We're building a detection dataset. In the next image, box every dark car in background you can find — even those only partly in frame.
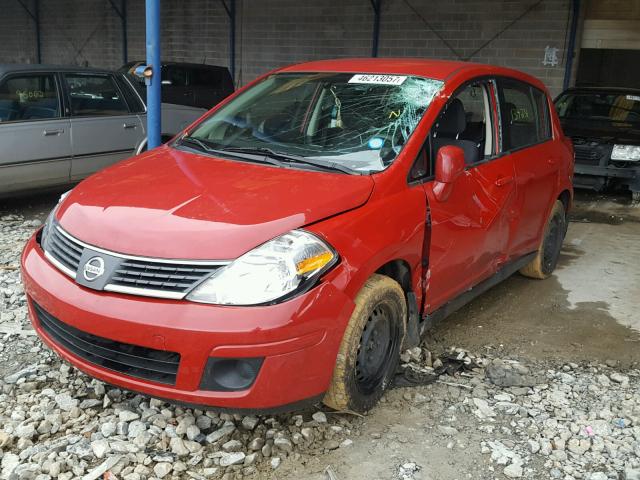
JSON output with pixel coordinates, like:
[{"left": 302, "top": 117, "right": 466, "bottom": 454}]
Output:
[
  {"left": 120, "top": 61, "right": 234, "bottom": 109},
  {"left": 555, "top": 87, "right": 640, "bottom": 202}
]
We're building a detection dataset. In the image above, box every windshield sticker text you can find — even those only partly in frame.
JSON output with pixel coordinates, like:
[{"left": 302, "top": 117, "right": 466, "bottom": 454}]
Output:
[{"left": 348, "top": 74, "right": 407, "bottom": 86}]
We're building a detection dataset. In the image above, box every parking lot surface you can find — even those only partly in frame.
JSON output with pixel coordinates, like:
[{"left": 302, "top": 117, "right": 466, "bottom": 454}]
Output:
[{"left": 1, "top": 191, "right": 639, "bottom": 480}]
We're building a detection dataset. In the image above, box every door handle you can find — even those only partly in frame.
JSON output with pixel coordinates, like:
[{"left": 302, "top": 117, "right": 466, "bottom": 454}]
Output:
[
  {"left": 43, "top": 129, "right": 63, "bottom": 136},
  {"left": 495, "top": 176, "right": 514, "bottom": 187},
  {"left": 123, "top": 123, "right": 137, "bottom": 129}
]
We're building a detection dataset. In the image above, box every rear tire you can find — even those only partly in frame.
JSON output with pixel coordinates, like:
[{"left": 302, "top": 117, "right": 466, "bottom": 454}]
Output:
[
  {"left": 323, "top": 274, "right": 406, "bottom": 413},
  {"left": 520, "top": 200, "right": 566, "bottom": 279}
]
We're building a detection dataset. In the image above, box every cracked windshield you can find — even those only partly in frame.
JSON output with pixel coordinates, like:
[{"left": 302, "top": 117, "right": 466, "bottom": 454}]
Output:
[{"left": 181, "top": 73, "right": 443, "bottom": 173}]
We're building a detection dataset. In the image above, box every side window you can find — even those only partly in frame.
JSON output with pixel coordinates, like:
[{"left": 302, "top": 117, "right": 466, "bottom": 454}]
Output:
[
  {"left": 65, "top": 74, "right": 129, "bottom": 116},
  {"left": 0, "top": 74, "right": 60, "bottom": 122},
  {"left": 430, "top": 80, "right": 495, "bottom": 167},
  {"left": 162, "top": 67, "right": 188, "bottom": 87},
  {"left": 191, "top": 68, "right": 219, "bottom": 88},
  {"left": 115, "top": 75, "right": 145, "bottom": 113},
  {"left": 498, "top": 79, "right": 547, "bottom": 150},
  {"left": 531, "top": 87, "right": 552, "bottom": 141},
  {"left": 409, "top": 144, "right": 430, "bottom": 182}
]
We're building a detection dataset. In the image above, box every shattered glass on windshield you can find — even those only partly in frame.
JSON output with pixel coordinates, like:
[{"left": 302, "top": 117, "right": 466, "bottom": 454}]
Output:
[{"left": 184, "top": 73, "right": 443, "bottom": 173}]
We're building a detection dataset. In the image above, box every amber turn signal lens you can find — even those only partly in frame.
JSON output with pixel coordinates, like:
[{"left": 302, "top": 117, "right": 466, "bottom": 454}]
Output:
[{"left": 296, "top": 251, "right": 334, "bottom": 275}]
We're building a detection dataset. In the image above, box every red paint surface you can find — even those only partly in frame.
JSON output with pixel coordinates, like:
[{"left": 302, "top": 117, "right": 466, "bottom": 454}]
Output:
[{"left": 22, "top": 59, "right": 573, "bottom": 409}]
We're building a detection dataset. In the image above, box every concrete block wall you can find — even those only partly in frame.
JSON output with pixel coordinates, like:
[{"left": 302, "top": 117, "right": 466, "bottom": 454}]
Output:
[
  {"left": 0, "top": 0, "right": 575, "bottom": 96},
  {"left": 379, "top": 0, "right": 573, "bottom": 95}
]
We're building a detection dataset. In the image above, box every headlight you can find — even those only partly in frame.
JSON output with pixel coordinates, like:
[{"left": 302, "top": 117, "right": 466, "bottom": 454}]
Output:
[
  {"left": 41, "top": 190, "right": 71, "bottom": 246},
  {"left": 186, "top": 230, "right": 337, "bottom": 306},
  {"left": 611, "top": 144, "right": 640, "bottom": 162}
]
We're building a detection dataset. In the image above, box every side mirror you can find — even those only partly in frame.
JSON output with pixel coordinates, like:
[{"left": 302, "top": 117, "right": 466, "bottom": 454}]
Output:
[
  {"left": 161, "top": 79, "right": 173, "bottom": 86},
  {"left": 433, "top": 145, "right": 466, "bottom": 202}
]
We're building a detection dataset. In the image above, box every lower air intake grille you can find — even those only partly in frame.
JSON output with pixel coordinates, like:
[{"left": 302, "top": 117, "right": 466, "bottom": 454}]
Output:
[{"left": 34, "top": 302, "right": 180, "bottom": 385}]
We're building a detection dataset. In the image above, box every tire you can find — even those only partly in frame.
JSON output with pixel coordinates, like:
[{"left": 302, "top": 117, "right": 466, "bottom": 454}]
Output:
[
  {"left": 519, "top": 200, "right": 566, "bottom": 279},
  {"left": 323, "top": 274, "right": 406, "bottom": 413}
]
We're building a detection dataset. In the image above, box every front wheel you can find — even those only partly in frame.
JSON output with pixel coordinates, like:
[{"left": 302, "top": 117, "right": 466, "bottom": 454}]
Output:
[
  {"left": 520, "top": 200, "right": 566, "bottom": 279},
  {"left": 323, "top": 274, "right": 406, "bottom": 413}
]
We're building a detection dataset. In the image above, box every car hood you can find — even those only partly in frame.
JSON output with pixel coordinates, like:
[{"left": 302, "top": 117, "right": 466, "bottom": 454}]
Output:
[
  {"left": 560, "top": 119, "right": 640, "bottom": 144},
  {"left": 57, "top": 146, "right": 375, "bottom": 259}
]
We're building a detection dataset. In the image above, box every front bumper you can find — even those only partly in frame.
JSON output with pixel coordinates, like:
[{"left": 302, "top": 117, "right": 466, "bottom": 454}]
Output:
[
  {"left": 21, "top": 233, "right": 354, "bottom": 410},
  {"left": 574, "top": 163, "right": 638, "bottom": 179}
]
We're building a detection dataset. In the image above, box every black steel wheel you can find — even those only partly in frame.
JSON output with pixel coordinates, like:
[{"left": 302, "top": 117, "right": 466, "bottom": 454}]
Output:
[
  {"left": 520, "top": 200, "right": 566, "bottom": 279},
  {"left": 323, "top": 274, "right": 406, "bottom": 413},
  {"left": 355, "top": 303, "right": 401, "bottom": 396}
]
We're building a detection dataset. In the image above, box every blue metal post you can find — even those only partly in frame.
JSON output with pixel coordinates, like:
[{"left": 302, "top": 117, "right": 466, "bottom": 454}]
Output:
[
  {"left": 563, "top": 0, "right": 580, "bottom": 91},
  {"left": 145, "top": 0, "right": 161, "bottom": 149}
]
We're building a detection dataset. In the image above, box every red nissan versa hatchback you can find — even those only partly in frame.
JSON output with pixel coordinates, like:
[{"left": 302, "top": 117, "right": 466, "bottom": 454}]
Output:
[{"left": 21, "top": 59, "right": 573, "bottom": 413}]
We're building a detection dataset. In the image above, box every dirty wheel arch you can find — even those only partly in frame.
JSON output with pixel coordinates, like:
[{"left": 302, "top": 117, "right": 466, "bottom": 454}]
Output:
[
  {"left": 520, "top": 200, "right": 566, "bottom": 279},
  {"left": 323, "top": 274, "right": 406, "bottom": 413}
]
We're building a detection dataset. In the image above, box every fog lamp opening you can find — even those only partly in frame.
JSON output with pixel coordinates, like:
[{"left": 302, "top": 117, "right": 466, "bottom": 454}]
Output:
[{"left": 199, "top": 357, "right": 264, "bottom": 391}]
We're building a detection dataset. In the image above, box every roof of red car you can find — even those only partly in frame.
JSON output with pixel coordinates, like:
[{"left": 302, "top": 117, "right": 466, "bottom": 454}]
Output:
[{"left": 278, "top": 58, "right": 544, "bottom": 89}]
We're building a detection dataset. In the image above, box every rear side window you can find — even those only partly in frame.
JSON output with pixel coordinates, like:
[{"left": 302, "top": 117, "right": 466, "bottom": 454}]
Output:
[
  {"left": 162, "top": 66, "right": 188, "bottom": 87},
  {"left": 65, "top": 74, "right": 129, "bottom": 116},
  {"left": 498, "top": 79, "right": 551, "bottom": 151},
  {"left": 115, "top": 75, "right": 145, "bottom": 113},
  {"left": 531, "top": 87, "right": 552, "bottom": 141},
  {"left": 191, "top": 68, "right": 219, "bottom": 87},
  {"left": 0, "top": 74, "right": 60, "bottom": 122}
]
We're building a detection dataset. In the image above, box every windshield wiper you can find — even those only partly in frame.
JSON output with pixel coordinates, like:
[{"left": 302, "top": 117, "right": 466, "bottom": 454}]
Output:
[
  {"left": 178, "top": 136, "right": 213, "bottom": 153},
  {"left": 176, "top": 139, "right": 362, "bottom": 174},
  {"left": 221, "top": 146, "right": 360, "bottom": 175},
  {"left": 175, "top": 137, "right": 285, "bottom": 167}
]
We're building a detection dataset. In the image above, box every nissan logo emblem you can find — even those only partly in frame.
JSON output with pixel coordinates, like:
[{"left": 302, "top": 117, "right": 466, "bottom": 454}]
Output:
[{"left": 83, "top": 256, "right": 105, "bottom": 281}]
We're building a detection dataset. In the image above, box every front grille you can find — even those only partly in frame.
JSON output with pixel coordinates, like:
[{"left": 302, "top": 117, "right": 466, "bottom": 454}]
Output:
[
  {"left": 110, "top": 259, "right": 219, "bottom": 294},
  {"left": 47, "top": 226, "right": 82, "bottom": 273},
  {"left": 34, "top": 302, "right": 180, "bottom": 385},
  {"left": 574, "top": 146, "right": 602, "bottom": 166},
  {"left": 43, "top": 223, "right": 227, "bottom": 299}
]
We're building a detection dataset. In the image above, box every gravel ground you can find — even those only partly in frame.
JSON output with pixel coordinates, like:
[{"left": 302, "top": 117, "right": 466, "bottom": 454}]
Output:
[{"left": 1, "top": 198, "right": 640, "bottom": 480}]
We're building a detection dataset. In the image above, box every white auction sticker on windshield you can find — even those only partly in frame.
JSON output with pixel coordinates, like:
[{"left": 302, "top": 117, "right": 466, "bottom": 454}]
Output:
[
  {"left": 626, "top": 95, "right": 640, "bottom": 102},
  {"left": 348, "top": 74, "right": 407, "bottom": 85}
]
